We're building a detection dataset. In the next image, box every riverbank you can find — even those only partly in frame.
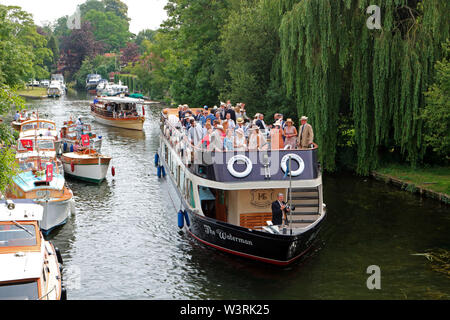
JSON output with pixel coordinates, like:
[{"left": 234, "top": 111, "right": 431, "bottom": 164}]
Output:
[
  {"left": 372, "top": 164, "right": 450, "bottom": 204},
  {"left": 17, "top": 87, "right": 47, "bottom": 99}
]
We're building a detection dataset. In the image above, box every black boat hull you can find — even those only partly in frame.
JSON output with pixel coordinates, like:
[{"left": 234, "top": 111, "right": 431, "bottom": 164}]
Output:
[{"left": 185, "top": 209, "right": 324, "bottom": 266}]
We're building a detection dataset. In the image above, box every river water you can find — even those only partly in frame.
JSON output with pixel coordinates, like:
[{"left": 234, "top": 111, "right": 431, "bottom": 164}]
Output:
[{"left": 15, "top": 92, "right": 449, "bottom": 300}]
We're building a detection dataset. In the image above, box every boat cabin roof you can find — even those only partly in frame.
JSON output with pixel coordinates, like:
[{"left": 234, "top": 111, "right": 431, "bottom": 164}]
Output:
[{"left": 0, "top": 200, "right": 43, "bottom": 222}]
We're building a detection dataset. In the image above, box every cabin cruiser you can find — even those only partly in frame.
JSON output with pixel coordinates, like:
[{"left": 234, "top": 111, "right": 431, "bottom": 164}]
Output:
[
  {"left": 49, "top": 74, "right": 66, "bottom": 94},
  {"left": 158, "top": 108, "right": 326, "bottom": 266},
  {"left": 6, "top": 138, "right": 74, "bottom": 235},
  {"left": 90, "top": 96, "right": 148, "bottom": 131},
  {"left": 19, "top": 119, "right": 62, "bottom": 155},
  {"left": 47, "top": 81, "right": 64, "bottom": 98},
  {"left": 96, "top": 80, "right": 128, "bottom": 96},
  {"left": 86, "top": 74, "right": 102, "bottom": 93},
  {"left": 0, "top": 200, "right": 66, "bottom": 300}
]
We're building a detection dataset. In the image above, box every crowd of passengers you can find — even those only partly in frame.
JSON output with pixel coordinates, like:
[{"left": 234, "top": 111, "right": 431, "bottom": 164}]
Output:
[{"left": 169, "top": 100, "right": 315, "bottom": 152}]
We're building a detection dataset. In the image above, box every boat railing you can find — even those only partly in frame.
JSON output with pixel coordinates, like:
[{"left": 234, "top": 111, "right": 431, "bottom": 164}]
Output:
[
  {"left": 161, "top": 112, "right": 319, "bottom": 153},
  {"left": 161, "top": 112, "right": 320, "bottom": 181}
]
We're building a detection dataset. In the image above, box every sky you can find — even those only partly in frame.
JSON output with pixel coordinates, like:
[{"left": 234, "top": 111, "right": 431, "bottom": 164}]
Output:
[{"left": 0, "top": 0, "right": 168, "bottom": 34}]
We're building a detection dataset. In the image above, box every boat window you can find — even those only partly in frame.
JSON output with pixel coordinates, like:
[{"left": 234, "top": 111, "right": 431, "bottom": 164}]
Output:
[
  {"left": 39, "top": 122, "right": 55, "bottom": 130},
  {"left": 21, "top": 124, "right": 35, "bottom": 131},
  {"left": 0, "top": 281, "right": 39, "bottom": 300},
  {"left": 185, "top": 179, "right": 195, "bottom": 208},
  {"left": 38, "top": 140, "right": 54, "bottom": 149},
  {"left": 0, "top": 224, "right": 37, "bottom": 247},
  {"left": 199, "top": 186, "right": 217, "bottom": 219}
]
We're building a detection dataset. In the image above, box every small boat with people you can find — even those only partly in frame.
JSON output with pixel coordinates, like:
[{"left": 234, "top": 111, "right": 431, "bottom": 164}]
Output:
[
  {"left": 90, "top": 95, "right": 148, "bottom": 131},
  {"left": 6, "top": 138, "right": 74, "bottom": 235},
  {"left": 59, "top": 117, "right": 103, "bottom": 153},
  {"left": 0, "top": 199, "right": 66, "bottom": 300},
  {"left": 61, "top": 141, "right": 112, "bottom": 184},
  {"left": 11, "top": 110, "right": 38, "bottom": 131},
  {"left": 158, "top": 106, "right": 326, "bottom": 266}
]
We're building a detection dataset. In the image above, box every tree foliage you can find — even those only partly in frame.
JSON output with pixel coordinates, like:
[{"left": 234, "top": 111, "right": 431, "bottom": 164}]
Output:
[
  {"left": 275, "top": 0, "right": 450, "bottom": 173},
  {"left": 421, "top": 39, "right": 450, "bottom": 162}
]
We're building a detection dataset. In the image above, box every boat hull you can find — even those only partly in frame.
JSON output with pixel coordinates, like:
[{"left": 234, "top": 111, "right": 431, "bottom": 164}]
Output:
[
  {"left": 185, "top": 211, "right": 324, "bottom": 265},
  {"left": 91, "top": 112, "right": 145, "bottom": 131},
  {"left": 162, "top": 157, "right": 325, "bottom": 266},
  {"left": 62, "top": 161, "right": 110, "bottom": 184},
  {"left": 36, "top": 195, "right": 73, "bottom": 235}
]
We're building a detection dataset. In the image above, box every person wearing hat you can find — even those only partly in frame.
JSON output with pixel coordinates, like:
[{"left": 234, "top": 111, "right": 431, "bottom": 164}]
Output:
[
  {"left": 284, "top": 118, "right": 298, "bottom": 149},
  {"left": 298, "top": 116, "right": 314, "bottom": 149},
  {"left": 75, "top": 116, "right": 84, "bottom": 139},
  {"left": 235, "top": 117, "right": 248, "bottom": 136},
  {"left": 234, "top": 128, "right": 247, "bottom": 151},
  {"left": 270, "top": 120, "right": 284, "bottom": 150},
  {"left": 248, "top": 125, "right": 267, "bottom": 151},
  {"left": 210, "top": 124, "right": 225, "bottom": 151}
]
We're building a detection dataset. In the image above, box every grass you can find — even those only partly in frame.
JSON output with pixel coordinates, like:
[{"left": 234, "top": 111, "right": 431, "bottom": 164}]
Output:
[
  {"left": 376, "top": 164, "right": 450, "bottom": 196},
  {"left": 16, "top": 87, "right": 48, "bottom": 98}
]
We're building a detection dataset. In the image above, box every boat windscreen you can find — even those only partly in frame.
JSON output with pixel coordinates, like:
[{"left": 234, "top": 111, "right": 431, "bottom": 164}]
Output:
[
  {"left": 0, "top": 224, "right": 37, "bottom": 247},
  {"left": 0, "top": 281, "right": 39, "bottom": 300}
]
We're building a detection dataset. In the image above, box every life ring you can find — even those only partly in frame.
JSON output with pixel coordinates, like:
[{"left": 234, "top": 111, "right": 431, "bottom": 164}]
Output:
[
  {"left": 227, "top": 155, "right": 253, "bottom": 178},
  {"left": 281, "top": 154, "right": 305, "bottom": 177}
]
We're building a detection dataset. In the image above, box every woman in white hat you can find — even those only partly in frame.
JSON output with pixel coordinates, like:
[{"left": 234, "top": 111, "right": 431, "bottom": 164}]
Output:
[
  {"left": 248, "top": 125, "right": 267, "bottom": 151},
  {"left": 284, "top": 118, "right": 297, "bottom": 149},
  {"left": 234, "top": 128, "right": 247, "bottom": 151}
]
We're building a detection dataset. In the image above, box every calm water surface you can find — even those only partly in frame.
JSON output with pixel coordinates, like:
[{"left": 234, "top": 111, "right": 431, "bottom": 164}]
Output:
[{"left": 17, "top": 92, "right": 450, "bottom": 300}]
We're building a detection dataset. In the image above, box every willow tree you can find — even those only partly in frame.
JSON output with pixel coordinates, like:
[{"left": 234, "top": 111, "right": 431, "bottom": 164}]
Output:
[{"left": 275, "top": 0, "right": 449, "bottom": 174}]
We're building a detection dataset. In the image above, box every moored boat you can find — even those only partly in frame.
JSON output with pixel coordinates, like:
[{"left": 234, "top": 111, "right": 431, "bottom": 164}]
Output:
[
  {"left": 19, "top": 118, "right": 62, "bottom": 155},
  {"left": 158, "top": 108, "right": 326, "bottom": 266},
  {"left": 61, "top": 148, "right": 112, "bottom": 184},
  {"left": 6, "top": 138, "right": 74, "bottom": 235},
  {"left": 86, "top": 74, "right": 102, "bottom": 93},
  {"left": 0, "top": 200, "right": 66, "bottom": 300},
  {"left": 59, "top": 118, "right": 103, "bottom": 153},
  {"left": 90, "top": 96, "right": 147, "bottom": 131}
]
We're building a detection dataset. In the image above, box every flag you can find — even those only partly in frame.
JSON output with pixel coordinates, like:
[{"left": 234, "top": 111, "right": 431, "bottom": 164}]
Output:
[
  {"left": 46, "top": 164, "right": 53, "bottom": 182},
  {"left": 81, "top": 134, "right": 90, "bottom": 146},
  {"left": 21, "top": 139, "right": 33, "bottom": 151}
]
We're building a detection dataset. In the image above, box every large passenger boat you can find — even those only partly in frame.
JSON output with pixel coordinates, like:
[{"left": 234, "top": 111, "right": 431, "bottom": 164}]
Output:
[
  {"left": 158, "top": 108, "right": 326, "bottom": 266},
  {"left": 0, "top": 200, "right": 66, "bottom": 300},
  {"left": 90, "top": 96, "right": 147, "bottom": 131}
]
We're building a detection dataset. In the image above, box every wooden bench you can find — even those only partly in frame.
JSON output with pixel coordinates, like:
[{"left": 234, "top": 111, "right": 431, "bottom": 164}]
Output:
[{"left": 240, "top": 213, "right": 272, "bottom": 230}]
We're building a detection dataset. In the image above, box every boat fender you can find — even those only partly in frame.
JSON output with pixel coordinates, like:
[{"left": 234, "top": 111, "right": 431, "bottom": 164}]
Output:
[
  {"left": 111, "top": 166, "right": 116, "bottom": 177},
  {"left": 142, "top": 105, "right": 145, "bottom": 116},
  {"left": 63, "top": 142, "right": 67, "bottom": 152},
  {"left": 281, "top": 154, "right": 305, "bottom": 177},
  {"left": 154, "top": 153, "right": 159, "bottom": 167},
  {"left": 161, "top": 166, "right": 166, "bottom": 177},
  {"left": 70, "top": 145, "right": 74, "bottom": 152},
  {"left": 183, "top": 210, "right": 190, "bottom": 227},
  {"left": 157, "top": 166, "right": 162, "bottom": 178},
  {"left": 177, "top": 210, "right": 184, "bottom": 228},
  {"left": 61, "top": 287, "right": 67, "bottom": 300},
  {"left": 70, "top": 161, "right": 75, "bottom": 172},
  {"left": 55, "top": 247, "right": 63, "bottom": 264},
  {"left": 227, "top": 155, "right": 253, "bottom": 178}
]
